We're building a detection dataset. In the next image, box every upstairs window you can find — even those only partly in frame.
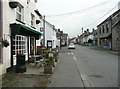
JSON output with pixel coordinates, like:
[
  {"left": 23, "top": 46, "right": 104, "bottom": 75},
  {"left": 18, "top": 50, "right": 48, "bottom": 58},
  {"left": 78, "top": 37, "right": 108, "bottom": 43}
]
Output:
[
  {"left": 99, "top": 27, "right": 101, "bottom": 34},
  {"left": 31, "top": 14, "right": 35, "bottom": 26},
  {"left": 16, "top": 5, "right": 23, "bottom": 22},
  {"left": 106, "top": 24, "right": 109, "bottom": 33},
  {"left": 102, "top": 25, "right": 104, "bottom": 33}
]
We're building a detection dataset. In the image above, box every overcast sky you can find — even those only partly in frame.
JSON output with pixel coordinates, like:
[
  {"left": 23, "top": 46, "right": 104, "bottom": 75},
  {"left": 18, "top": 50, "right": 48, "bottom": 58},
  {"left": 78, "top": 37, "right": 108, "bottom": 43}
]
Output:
[{"left": 36, "top": 0, "right": 120, "bottom": 38}]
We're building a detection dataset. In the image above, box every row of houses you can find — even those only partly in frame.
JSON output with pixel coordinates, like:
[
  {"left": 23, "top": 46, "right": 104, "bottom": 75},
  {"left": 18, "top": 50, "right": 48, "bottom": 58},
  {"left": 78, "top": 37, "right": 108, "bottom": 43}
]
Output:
[
  {"left": 0, "top": 0, "right": 68, "bottom": 75},
  {"left": 77, "top": 9, "right": 120, "bottom": 51}
]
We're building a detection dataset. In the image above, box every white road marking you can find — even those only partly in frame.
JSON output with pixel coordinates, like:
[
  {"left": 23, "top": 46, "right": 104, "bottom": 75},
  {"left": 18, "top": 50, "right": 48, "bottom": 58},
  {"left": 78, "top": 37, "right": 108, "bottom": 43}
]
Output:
[
  {"left": 70, "top": 50, "right": 92, "bottom": 88},
  {"left": 71, "top": 52, "right": 77, "bottom": 61},
  {"left": 71, "top": 52, "right": 73, "bottom": 55},
  {"left": 81, "top": 75, "right": 87, "bottom": 80},
  {"left": 68, "top": 53, "right": 71, "bottom": 55},
  {"left": 81, "top": 74, "right": 92, "bottom": 87},
  {"left": 74, "top": 56, "right": 77, "bottom": 61}
]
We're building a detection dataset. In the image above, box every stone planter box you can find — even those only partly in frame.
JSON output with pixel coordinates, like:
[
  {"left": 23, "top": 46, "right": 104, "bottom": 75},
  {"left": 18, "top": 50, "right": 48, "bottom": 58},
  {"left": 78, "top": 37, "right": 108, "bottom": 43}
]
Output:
[{"left": 44, "top": 64, "right": 53, "bottom": 74}]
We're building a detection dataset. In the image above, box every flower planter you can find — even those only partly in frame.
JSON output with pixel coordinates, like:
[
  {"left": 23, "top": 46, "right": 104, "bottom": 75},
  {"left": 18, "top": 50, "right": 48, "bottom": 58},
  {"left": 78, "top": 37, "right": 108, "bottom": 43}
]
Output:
[
  {"left": 44, "top": 64, "right": 53, "bottom": 74},
  {"left": 0, "top": 40, "right": 9, "bottom": 48},
  {"left": 53, "top": 52, "right": 59, "bottom": 62},
  {"left": 49, "top": 57, "right": 55, "bottom": 67}
]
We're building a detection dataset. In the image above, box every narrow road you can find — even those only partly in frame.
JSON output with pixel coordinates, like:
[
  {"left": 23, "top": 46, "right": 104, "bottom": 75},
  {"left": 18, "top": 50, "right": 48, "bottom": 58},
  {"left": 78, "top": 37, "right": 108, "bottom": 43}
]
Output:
[{"left": 48, "top": 45, "right": 118, "bottom": 88}]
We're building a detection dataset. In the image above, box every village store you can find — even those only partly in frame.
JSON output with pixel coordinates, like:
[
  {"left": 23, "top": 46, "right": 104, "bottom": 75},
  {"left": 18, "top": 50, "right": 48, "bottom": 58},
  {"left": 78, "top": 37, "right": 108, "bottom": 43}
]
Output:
[{"left": 8, "top": 23, "right": 42, "bottom": 72}]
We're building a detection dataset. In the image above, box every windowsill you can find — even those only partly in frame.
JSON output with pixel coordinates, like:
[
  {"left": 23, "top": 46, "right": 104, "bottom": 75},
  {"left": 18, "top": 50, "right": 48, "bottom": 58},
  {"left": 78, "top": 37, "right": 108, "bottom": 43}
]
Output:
[
  {"left": 31, "top": 26, "right": 36, "bottom": 29},
  {"left": 16, "top": 19, "right": 25, "bottom": 24}
]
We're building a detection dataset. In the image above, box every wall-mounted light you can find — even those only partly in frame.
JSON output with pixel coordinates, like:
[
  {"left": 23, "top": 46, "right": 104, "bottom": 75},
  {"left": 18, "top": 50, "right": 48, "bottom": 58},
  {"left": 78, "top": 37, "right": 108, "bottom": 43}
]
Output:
[{"left": 36, "top": 20, "right": 40, "bottom": 24}]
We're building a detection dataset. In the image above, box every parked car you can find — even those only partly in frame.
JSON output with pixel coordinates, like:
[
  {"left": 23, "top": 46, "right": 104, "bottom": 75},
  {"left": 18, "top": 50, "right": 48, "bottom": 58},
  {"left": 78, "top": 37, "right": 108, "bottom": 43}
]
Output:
[{"left": 68, "top": 43, "right": 75, "bottom": 49}]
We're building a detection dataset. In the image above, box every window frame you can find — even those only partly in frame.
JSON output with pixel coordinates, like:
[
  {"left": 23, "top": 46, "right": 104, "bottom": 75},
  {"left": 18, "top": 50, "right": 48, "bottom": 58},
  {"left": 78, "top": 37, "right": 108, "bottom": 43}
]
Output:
[
  {"left": 31, "top": 13, "right": 35, "bottom": 27},
  {"left": 16, "top": 4, "right": 24, "bottom": 22},
  {"left": 13, "top": 35, "right": 27, "bottom": 55},
  {"left": 106, "top": 24, "right": 109, "bottom": 33}
]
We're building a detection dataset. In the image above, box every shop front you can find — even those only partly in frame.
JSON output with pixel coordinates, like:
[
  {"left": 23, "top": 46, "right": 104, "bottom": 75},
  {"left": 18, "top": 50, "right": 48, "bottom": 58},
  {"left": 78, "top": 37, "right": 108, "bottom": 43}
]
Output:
[
  {"left": 8, "top": 23, "right": 42, "bottom": 71},
  {"left": 100, "top": 33, "right": 112, "bottom": 49}
]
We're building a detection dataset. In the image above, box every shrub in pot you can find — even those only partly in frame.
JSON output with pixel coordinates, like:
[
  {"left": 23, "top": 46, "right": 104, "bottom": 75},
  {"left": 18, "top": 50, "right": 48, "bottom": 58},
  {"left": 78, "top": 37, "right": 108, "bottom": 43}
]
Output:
[
  {"left": 53, "top": 52, "right": 58, "bottom": 62},
  {"left": 44, "top": 59, "right": 53, "bottom": 74},
  {"left": 48, "top": 56, "right": 55, "bottom": 67}
]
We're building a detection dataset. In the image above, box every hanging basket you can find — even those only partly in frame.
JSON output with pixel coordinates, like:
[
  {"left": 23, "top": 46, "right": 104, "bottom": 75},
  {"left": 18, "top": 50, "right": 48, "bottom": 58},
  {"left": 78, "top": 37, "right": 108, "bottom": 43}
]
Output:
[{"left": 1, "top": 40, "right": 9, "bottom": 48}]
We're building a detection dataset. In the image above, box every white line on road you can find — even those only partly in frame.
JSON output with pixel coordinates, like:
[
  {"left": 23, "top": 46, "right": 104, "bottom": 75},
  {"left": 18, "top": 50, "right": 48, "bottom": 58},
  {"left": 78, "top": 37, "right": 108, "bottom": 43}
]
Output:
[
  {"left": 71, "top": 52, "right": 73, "bottom": 55},
  {"left": 68, "top": 53, "right": 71, "bottom": 55},
  {"left": 71, "top": 52, "right": 77, "bottom": 61},
  {"left": 74, "top": 56, "right": 77, "bottom": 61},
  {"left": 71, "top": 51, "right": 92, "bottom": 88}
]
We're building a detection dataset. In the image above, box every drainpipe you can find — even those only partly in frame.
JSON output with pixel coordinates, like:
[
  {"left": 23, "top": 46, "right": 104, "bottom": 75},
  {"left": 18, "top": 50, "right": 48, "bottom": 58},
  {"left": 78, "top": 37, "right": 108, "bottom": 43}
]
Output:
[{"left": 110, "top": 16, "right": 112, "bottom": 50}]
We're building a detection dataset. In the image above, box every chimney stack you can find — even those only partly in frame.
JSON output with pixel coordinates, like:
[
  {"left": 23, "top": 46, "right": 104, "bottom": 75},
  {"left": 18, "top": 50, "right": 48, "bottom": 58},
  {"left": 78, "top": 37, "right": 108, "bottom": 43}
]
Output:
[{"left": 87, "top": 29, "right": 89, "bottom": 32}]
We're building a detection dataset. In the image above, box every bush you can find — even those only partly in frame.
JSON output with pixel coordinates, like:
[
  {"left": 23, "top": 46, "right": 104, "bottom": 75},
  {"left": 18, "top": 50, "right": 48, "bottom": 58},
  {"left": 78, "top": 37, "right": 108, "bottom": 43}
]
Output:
[
  {"left": 53, "top": 52, "right": 58, "bottom": 62},
  {"left": 36, "top": 48, "right": 43, "bottom": 55}
]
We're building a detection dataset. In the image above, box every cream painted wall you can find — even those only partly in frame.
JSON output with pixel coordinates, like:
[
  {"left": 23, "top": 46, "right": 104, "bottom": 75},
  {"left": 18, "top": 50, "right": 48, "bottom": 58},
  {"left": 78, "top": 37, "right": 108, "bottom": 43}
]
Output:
[
  {"left": 1, "top": 0, "right": 38, "bottom": 75},
  {"left": 45, "top": 22, "right": 53, "bottom": 47}
]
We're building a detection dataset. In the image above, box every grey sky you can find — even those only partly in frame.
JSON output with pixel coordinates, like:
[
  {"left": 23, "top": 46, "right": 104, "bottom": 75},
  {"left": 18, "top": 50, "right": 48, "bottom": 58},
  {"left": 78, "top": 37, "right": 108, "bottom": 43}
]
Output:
[{"left": 37, "top": 0, "right": 119, "bottom": 38}]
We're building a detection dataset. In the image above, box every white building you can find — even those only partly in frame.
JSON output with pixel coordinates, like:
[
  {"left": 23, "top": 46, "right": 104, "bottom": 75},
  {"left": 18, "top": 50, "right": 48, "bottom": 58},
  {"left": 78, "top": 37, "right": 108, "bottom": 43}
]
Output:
[
  {"left": 45, "top": 21, "right": 57, "bottom": 49},
  {"left": 87, "top": 33, "right": 94, "bottom": 42},
  {"left": 0, "top": 0, "right": 42, "bottom": 75}
]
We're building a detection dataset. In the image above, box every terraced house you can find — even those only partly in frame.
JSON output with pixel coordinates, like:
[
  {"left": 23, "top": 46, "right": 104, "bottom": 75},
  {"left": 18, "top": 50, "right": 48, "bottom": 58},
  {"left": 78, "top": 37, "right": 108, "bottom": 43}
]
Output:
[
  {"left": 97, "top": 9, "right": 120, "bottom": 50},
  {"left": 0, "top": 0, "right": 42, "bottom": 75}
]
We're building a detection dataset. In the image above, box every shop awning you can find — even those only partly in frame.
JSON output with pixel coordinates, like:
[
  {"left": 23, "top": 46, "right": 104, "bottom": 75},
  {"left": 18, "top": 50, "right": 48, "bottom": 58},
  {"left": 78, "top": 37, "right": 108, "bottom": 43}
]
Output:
[
  {"left": 10, "top": 23, "right": 42, "bottom": 39},
  {"left": 100, "top": 33, "right": 111, "bottom": 39}
]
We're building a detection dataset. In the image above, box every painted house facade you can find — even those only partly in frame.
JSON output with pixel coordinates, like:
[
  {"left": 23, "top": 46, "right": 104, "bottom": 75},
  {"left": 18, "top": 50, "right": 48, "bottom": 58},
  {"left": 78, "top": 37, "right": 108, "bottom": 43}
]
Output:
[
  {"left": 78, "top": 30, "right": 90, "bottom": 45},
  {"left": 97, "top": 16, "right": 112, "bottom": 49},
  {"left": 45, "top": 21, "right": 57, "bottom": 49},
  {"left": 111, "top": 9, "right": 120, "bottom": 50},
  {"left": 0, "top": 0, "right": 3, "bottom": 75},
  {"left": 97, "top": 9, "right": 120, "bottom": 50},
  {"left": 0, "top": 0, "right": 42, "bottom": 75}
]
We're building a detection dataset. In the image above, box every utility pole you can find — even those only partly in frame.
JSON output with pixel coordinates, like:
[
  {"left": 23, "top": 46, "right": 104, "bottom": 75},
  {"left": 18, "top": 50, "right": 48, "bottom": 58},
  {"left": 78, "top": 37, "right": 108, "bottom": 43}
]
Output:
[
  {"left": 43, "top": 15, "right": 45, "bottom": 47},
  {"left": 82, "top": 27, "right": 83, "bottom": 34}
]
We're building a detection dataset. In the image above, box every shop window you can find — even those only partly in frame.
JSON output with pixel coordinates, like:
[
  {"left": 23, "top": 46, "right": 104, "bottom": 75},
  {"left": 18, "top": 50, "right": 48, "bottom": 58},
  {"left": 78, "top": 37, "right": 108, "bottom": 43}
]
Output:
[
  {"left": 13, "top": 35, "right": 27, "bottom": 55},
  {"left": 16, "top": 4, "right": 24, "bottom": 22}
]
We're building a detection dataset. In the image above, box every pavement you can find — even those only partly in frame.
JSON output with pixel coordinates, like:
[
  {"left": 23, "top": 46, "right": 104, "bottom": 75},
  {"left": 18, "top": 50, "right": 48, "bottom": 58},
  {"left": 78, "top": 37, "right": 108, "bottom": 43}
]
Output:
[
  {"left": 48, "top": 47, "right": 84, "bottom": 87},
  {"left": 2, "top": 63, "right": 50, "bottom": 87}
]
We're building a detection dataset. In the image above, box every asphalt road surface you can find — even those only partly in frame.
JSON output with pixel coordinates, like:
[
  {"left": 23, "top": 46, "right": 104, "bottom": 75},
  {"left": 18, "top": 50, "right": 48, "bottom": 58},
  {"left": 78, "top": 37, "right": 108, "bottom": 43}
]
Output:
[{"left": 48, "top": 45, "right": 118, "bottom": 88}]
